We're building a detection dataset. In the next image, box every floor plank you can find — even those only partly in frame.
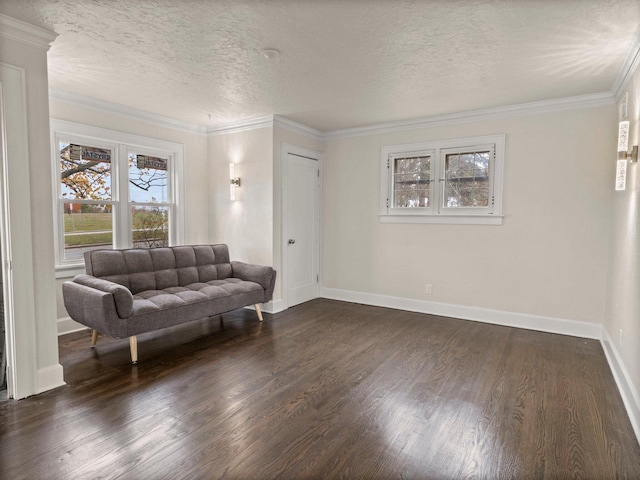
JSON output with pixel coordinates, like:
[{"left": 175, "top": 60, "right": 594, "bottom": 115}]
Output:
[{"left": 1, "top": 299, "right": 638, "bottom": 479}]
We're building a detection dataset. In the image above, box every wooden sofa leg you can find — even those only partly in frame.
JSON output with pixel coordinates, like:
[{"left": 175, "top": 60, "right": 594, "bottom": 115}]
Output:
[
  {"left": 129, "top": 336, "right": 138, "bottom": 364},
  {"left": 255, "top": 304, "right": 263, "bottom": 322},
  {"left": 91, "top": 329, "right": 99, "bottom": 348}
]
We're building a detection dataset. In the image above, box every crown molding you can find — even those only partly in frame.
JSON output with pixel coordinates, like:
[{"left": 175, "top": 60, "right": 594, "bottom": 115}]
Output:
[
  {"left": 613, "top": 26, "right": 640, "bottom": 101},
  {"left": 49, "top": 88, "right": 617, "bottom": 143},
  {"left": 206, "top": 115, "right": 274, "bottom": 135},
  {"left": 0, "top": 13, "right": 57, "bottom": 51},
  {"left": 49, "top": 89, "right": 207, "bottom": 134},
  {"left": 273, "top": 115, "right": 323, "bottom": 141},
  {"left": 207, "top": 91, "right": 614, "bottom": 141},
  {"left": 206, "top": 114, "right": 324, "bottom": 140},
  {"left": 323, "top": 92, "right": 615, "bottom": 140}
]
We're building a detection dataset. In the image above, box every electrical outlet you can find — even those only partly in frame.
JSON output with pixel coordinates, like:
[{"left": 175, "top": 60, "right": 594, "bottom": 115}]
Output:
[
  {"left": 619, "top": 329, "right": 624, "bottom": 346},
  {"left": 425, "top": 283, "right": 433, "bottom": 294}
]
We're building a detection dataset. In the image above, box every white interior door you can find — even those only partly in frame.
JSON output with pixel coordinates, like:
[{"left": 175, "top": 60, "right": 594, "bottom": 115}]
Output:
[{"left": 284, "top": 149, "right": 320, "bottom": 308}]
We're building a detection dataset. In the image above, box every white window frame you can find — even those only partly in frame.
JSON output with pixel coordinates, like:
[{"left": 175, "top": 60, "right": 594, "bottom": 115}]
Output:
[
  {"left": 51, "top": 119, "right": 185, "bottom": 277},
  {"left": 380, "top": 134, "right": 505, "bottom": 225}
]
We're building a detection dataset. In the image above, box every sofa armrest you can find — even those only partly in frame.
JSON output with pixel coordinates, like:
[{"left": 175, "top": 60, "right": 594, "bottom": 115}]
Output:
[
  {"left": 72, "top": 274, "right": 133, "bottom": 318},
  {"left": 62, "top": 281, "right": 129, "bottom": 338},
  {"left": 231, "top": 261, "right": 277, "bottom": 302}
]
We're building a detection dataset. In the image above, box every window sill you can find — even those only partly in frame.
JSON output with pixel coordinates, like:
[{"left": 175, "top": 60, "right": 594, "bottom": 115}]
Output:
[
  {"left": 379, "top": 214, "right": 504, "bottom": 225},
  {"left": 55, "top": 264, "right": 85, "bottom": 279}
]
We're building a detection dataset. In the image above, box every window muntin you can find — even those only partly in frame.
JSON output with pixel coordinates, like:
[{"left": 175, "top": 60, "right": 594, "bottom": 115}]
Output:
[
  {"left": 52, "top": 122, "right": 184, "bottom": 269},
  {"left": 380, "top": 135, "right": 504, "bottom": 224}
]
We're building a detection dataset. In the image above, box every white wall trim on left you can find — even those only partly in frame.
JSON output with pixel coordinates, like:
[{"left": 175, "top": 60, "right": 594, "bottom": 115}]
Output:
[{"left": 1, "top": 62, "right": 65, "bottom": 398}]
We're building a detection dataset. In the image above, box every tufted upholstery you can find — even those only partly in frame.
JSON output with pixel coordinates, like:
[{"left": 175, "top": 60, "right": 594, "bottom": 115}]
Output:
[
  {"left": 84, "top": 245, "right": 233, "bottom": 294},
  {"left": 131, "top": 278, "right": 261, "bottom": 316},
  {"left": 63, "top": 244, "right": 276, "bottom": 339}
]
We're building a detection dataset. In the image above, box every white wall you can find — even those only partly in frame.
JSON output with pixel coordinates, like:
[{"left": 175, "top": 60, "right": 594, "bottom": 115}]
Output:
[
  {"left": 50, "top": 98, "right": 209, "bottom": 328},
  {"left": 605, "top": 63, "right": 640, "bottom": 430},
  {"left": 322, "top": 106, "right": 615, "bottom": 325},
  {"left": 207, "top": 125, "right": 323, "bottom": 306},
  {"left": 208, "top": 127, "right": 275, "bottom": 268}
]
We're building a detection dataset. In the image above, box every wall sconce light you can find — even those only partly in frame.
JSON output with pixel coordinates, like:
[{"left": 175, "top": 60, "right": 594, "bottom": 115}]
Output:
[
  {"left": 615, "top": 121, "right": 639, "bottom": 191},
  {"left": 229, "top": 163, "right": 241, "bottom": 201}
]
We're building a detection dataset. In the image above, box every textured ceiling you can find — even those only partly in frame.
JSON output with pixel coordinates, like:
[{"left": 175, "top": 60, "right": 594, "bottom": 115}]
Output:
[{"left": 1, "top": 0, "right": 639, "bottom": 131}]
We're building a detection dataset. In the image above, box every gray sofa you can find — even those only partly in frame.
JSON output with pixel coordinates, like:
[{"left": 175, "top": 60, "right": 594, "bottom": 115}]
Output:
[{"left": 62, "top": 244, "right": 276, "bottom": 364}]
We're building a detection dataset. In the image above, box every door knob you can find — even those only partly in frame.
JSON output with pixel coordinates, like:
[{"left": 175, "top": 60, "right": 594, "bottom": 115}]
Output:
[{"left": 288, "top": 239, "right": 296, "bottom": 245}]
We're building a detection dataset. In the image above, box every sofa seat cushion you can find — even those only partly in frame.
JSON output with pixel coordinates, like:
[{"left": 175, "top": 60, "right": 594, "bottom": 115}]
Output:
[{"left": 131, "top": 278, "right": 263, "bottom": 316}]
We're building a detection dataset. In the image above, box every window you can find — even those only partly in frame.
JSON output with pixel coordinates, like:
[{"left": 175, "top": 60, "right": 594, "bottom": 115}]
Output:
[
  {"left": 391, "top": 152, "right": 433, "bottom": 209},
  {"left": 380, "top": 135, "right": 504, "bottom": 224},
  {"left": 52, "top": 120, "right": 185, "bottom": 274}
]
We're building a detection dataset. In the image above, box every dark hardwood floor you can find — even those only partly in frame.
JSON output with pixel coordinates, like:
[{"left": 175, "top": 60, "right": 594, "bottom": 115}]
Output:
[{"left": 1, "top": 299, "right": 639, "bottom": 479}]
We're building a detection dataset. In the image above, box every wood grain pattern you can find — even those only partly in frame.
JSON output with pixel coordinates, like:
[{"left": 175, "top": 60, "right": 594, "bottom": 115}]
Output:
[{"left": 0, "top": 299, "right": 638, "bottom": 479}]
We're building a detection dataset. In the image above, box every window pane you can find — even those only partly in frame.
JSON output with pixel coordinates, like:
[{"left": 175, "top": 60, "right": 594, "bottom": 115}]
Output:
[
  {"left": 60, "top": 143, "right": 112, "bottom": 200},
  {"left": 393, "top": 155, "right": 431, "bottom": 208},
  {"left": 63, "top": 203, "right": 113, "bottom": 262},
  {"left": 129, "top": 153, "right": 168, "bottom": 203},
  {"left": 444, "top": 151, "right": 490, "bottom": 208},
  {"left": 132, "top": 205, "right": 169, "bottom": 248}
]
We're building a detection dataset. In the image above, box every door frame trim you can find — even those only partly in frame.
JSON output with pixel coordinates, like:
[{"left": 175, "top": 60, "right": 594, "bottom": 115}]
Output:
[
  {"left": 281, "top": 142, "right": 323, "bottom": 310},
  {"left": 0, "top": 63, "right": 37, "bottom": 399}
]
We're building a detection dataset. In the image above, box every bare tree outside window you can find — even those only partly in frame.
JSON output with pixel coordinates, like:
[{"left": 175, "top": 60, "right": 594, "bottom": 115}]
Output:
[
  {"left": 393, "top": 155, "right": 432, "bottom": 208},
  {"left": 444, "top": 151, "right": 490, "bottom": 208}
]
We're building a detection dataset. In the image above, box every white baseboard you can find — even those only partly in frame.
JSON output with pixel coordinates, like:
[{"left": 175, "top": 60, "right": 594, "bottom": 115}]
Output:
[
  {"left": 319, "top": 287, "right": 602, "bottom": 339},
  {"left": 244, "top": 298, "right": 286, "bottom": 315},
  {"left": 57, "top": 316, "right": 89, "bottom": 336},
  {"left": 601, "top": 329, "right": 640, "bottom": 444},
  {"left": 262, "top": 298, "right": 285, "bottom": 314},
  {"left": 35, "top": 363, "right": 65, "bottom": 394}
]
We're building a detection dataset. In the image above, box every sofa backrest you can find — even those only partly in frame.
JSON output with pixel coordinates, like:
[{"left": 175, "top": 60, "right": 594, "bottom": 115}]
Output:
[{"left": 84, "top": 245, "right": 233, "bottom": 294}]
